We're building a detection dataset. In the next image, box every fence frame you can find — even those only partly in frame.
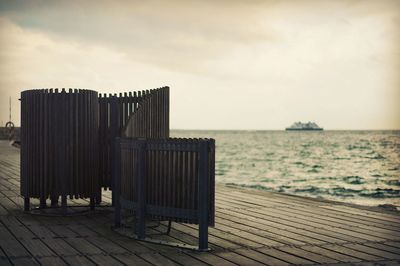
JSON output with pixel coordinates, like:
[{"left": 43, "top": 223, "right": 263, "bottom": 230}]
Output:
[
  {"left": 20, "top": 89, "right": 99, "bottom": 214},
  {"left": 113, "top": 137, "right": 214, "bottom": 251}
]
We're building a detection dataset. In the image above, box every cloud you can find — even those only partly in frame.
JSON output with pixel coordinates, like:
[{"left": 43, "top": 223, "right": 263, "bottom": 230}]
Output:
[
  {"left": 0, "top": 0, "right": 279, "bottom": 75},
  {"left": 0, "top": 0, "right": 399, "bottom": 129}
]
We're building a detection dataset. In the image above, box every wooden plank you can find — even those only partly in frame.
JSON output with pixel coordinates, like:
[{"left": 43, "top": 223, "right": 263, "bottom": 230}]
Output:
[
  {"left": 138, "top": 252, "right": 180, "bottom": 266},
  {"left": 111, "top": 238, "right": 155, "bottom": 254},
  {"left": 215, "top": 214, "right": 316, "bottom": 246},
  {"left": 18, "top": 239, "right": 56, "bottom": 257},
  {"left": 184, "top": 250, "right": 237, "bottom": 266},
  {"left": 7, "top": 225, "right": 36, "bottom": 240},
  {"left": 160, "top": 251, "right": 209, "bottom": 266},
  {"left": 213, "top": 221, "right": 286, "bottom": 247},
  {"left": 63, "top": 255, "right": 96, "bottom": 265},
  {"left": 112, "top": 253, "right": 153, "bottom": 266},
  {"left": 47, "top": 225, "right": 80, "bottom": 238},
  {"left": 64, "top": 238, "right": 103, "bottom": 255},
  {"left": 218, "top": 188, "right": 400, "bottom": 228},
  {"left": 216, "top": 251, "right": 266, "bottom": 266},
  {"left": 279, "top": 204, "right": 400, "bottom": 232},
  {"left": 67, "top": 224, "right": 99, "bottom": 237},
  {"left": 322, "top": 244, "right": 384, "bottom": 261},
  {"left": 342, "top": 243, "right": 400, "bottom": 260},
  {"left": 300, "top": 245, "right": 362, "bottom": 263},
  {"left": 86, "top": 236, "right": 128, "bottom": 254},
  {"left": 265, "top": 207, "right": 400, "bottom": 240},
  {"left": 41, "top": 237, "right": 80, "bottom": 256},
  {"left": 0, "top": 257, "right": 11, "bottom": 266},
  {"left": 256, "top": 247, "right": 315, "bottom": 265},
  {"left": 0, "top": 247, "right": 11, "bottom": 266},
  {"left": 86, "top": 254, "right": 124, "bottom": 266},
  {"left": 321, "top": 205, "right": 400, "bottom": 223},
  {"left": 0, "top": 225, "right": 32, "bottom": 258},
  {"left": 367, "top": 242, "right": 400, "bottom": 254},
  {"left": 277, "top": 246, "right": 339, "bottom": 264},
  {"left": 233, "top": 248, "right": 290, "bottom": 266},
  {"left": 220, "top": 205, "right": 385, "bottom": 243},
  {"left": 37, "top": 256, "right": 67, "bottom": 266},
  {"left": 217, "top": 208, "right": 349, "bottom": 244},
  {"left": 171, "top": 223, "right": 242, "bottom": 249},
  {"left": 11, "top": 257, "right": 40, "bottom": 266}
]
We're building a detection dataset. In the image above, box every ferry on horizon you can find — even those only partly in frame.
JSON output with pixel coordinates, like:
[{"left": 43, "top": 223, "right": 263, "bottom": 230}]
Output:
[{"left": 286, "top": 121, "right": 323, "bottom": 131}]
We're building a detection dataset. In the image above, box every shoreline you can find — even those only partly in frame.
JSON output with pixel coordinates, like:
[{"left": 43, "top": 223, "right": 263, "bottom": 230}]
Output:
[{"left": 222, "top": 182, "right": 400, "bottom": 215}]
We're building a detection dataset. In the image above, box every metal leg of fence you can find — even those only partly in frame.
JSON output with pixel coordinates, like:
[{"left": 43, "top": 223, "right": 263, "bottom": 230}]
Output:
[
  {"left": 137, "top": 140, "right": 146, "bottom": 239},
  {"left": 198, "top": 142, "right": 210, "bottom": 251},
  {"left": 96, "top": 188, "right": 102, "bottom": 205},
  {"left": 61, "top": 195, "right": 67, "bottom": 215},
  {"left": 24, "top": 197, "right": 30, "bottom": 211},
  {"left": 39, "top": 196, "right": 46, "bottom": 209},
  {"left": 114, "top": 138, "right": 121, "bottom": 228},
  {"left": 90, "top": 196, "right": 95, "bottom": 211},
  {"left": 166, "top": 219, "right": 172, "bottom": 235},
  {"left": 50, "top": 196, "right": 58, "bottom": 207}
]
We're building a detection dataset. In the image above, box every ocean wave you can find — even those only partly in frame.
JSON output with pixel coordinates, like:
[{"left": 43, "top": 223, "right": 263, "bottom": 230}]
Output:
[
  {"left": 342, "top": 175, "right": 365, "bottom": 185},
  {"left": 347, "top": 145, "right": 371, "bottom": 150},
  {"left": 385, "top": 180, "right": 400, "bottom": 186},
  {"left": 362, "top": 154, "right": 386, "bottom": 160},
  {"left": 333, "top": 157, "right": 350, "bottom": 160},
  {"left": 359, "top": 189, "right": 400, "bottom": 198},
  {"left": 260, "top": 178, "right": 274, "bottom": 183},
  {"left": 225, "top": 183, "right": 274, "bottom": 191}
]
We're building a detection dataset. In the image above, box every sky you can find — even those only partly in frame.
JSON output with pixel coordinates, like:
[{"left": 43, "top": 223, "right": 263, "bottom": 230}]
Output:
[{"left": 0, "top": 0, "right": 399, "bottom": 130}]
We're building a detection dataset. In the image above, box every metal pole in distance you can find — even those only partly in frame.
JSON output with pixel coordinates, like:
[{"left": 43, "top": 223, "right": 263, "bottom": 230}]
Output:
[
  {"left": 198, "top": 141, "right": 210, "bottom": 251},
  {"left": 114, "top": 138, "right": 122, "bottom": 228},
  {"left": 136, "top": 139, "right": 146, "bottom": 239}
]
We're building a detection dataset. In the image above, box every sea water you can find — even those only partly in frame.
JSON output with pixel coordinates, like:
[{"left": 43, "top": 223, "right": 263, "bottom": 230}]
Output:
[{"left": 171, "top": 130, "right": 400, "bottom": 208}]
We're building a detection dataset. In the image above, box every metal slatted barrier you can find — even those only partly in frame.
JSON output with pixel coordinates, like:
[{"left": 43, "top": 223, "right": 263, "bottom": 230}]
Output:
[
  {"left": 123, "top": 87, "right": 169, "bottom": 139},
  {"left": 20, "top": 89, "right": 99, "bottom": 212},
  {"left": 98, "top": 87, "right": 169, "bottom": 192},
  {"left": 114, "top": 137, "right": 215, "bottom": 251}
]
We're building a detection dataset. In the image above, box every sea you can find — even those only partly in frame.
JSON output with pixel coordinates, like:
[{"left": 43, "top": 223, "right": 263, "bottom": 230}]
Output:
[{"left": 171, "top": 130, "right": 400, "bottom": 208}]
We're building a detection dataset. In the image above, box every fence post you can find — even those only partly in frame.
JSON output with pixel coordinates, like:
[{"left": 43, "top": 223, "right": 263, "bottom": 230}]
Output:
[
  {"left": 110, "top": 96, "right": 119, "bottom": 206},
  {"left": 114, "top": 138, "right": 121, "bottom": 228},
  {"left": 198, "top": 141, "right": 210, "bottom": 251},
  {"left": 137, "top": 139, "right": 146, "bottom": 239}
]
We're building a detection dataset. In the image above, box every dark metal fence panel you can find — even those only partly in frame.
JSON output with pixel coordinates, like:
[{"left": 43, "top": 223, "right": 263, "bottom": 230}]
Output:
[
  {"left": 20, "top": 89, "right": 99, "bottom": 201},
  {"left": 98, "top": 86, "right": 169, "bottom": 189},
  {"left": 116, "top": 138, "right": 215, "bottom": 226},
  {"left": 123, "top": 87, "right": 169, "bottom": 139}
]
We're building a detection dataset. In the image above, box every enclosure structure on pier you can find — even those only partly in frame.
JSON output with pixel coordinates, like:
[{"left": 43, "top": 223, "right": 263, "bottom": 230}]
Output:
[
  {"left": 114, "top": 137, "right": 215, "bottom": 251},
  {"left": 20, "top": 89, "right": 99, "bottom": 211},
  {"left": 20, "top": 86, "right": 215, "bottom": 250}
]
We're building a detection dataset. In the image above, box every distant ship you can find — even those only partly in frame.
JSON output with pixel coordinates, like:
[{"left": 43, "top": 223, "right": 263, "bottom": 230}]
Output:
[{"left": 286, "top": 121, "right": 323, "bottom": 131}]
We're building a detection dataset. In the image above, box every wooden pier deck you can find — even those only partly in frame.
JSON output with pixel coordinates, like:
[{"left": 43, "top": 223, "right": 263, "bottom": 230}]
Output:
[{"left": 0, "top": 140, "right": 399, "bottom": 265}]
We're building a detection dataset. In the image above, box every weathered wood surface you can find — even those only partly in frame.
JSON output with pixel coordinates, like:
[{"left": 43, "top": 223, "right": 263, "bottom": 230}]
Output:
[{"left": 0, "top": 141, "right": 399, "bottom": 265}]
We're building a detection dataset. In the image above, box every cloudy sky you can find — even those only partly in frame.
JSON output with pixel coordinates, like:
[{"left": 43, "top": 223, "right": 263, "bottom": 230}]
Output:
[{"left": 0, "top": 0, "right": 399, "bottom": 129}]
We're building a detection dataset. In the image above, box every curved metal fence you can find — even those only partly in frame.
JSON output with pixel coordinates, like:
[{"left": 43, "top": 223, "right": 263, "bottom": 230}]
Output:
[{"left": 20, "top": 89, "right": 99, "bottom": 209}]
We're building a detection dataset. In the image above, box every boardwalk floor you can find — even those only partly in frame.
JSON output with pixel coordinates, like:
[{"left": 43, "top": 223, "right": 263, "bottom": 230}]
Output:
[{"left": 0, "top": 140, "right": 399, "bottom": 265}]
